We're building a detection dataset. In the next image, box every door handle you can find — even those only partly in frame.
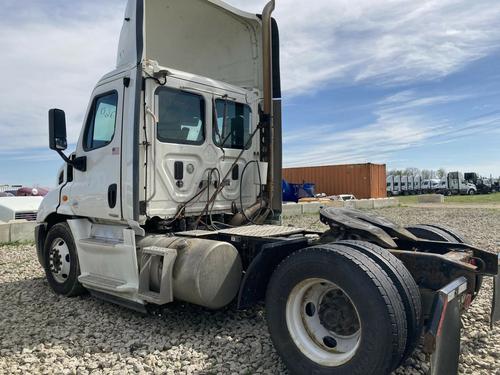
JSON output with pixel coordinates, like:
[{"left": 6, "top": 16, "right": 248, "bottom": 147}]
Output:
[{"left": 108, "top": 184, "right": 117, "bottom": 209}]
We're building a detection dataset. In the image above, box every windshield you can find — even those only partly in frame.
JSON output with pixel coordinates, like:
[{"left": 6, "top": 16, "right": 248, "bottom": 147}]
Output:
[{"left": 214, "top": 99, "right": 252, "bottom": 149}]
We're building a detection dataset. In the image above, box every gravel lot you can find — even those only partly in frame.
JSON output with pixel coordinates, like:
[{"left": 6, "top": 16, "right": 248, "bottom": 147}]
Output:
[{"left": 0, "top": 207, "right": 499, "bottom": 374}]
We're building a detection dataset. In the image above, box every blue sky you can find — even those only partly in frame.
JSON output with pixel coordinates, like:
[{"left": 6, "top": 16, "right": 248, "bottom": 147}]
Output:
[{"left": 1, "top": 0, "right": 500, "bottom": 187}]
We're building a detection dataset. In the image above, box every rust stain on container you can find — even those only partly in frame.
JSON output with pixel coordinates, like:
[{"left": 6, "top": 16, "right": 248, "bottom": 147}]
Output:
[{"left": 283, "top": 163, "right": 387, "bottom": 199}]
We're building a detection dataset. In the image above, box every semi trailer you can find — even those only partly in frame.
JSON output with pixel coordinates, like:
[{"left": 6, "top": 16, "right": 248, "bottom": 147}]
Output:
[{"left": 35, "top": 1, "right": 499, "bottom": 374}]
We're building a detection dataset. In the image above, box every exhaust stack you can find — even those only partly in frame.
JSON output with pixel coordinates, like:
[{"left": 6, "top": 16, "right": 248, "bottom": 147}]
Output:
[{"left": 262, "top": 0, "right": 276, "bottom": 209}]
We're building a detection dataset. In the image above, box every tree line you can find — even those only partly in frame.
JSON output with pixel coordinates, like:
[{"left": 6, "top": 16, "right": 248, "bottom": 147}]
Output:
[{"left": 387, "top": 167, "right": 447, "bottom": 179}]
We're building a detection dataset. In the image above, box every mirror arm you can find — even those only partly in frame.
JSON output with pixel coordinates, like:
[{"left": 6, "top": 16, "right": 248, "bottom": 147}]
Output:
[{"left": 56, "top": 150, "right": 87, "bottom": 172}]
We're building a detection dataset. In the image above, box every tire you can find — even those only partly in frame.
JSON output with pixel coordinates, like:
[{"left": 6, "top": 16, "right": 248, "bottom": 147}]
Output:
[
  {"left": 405, "top": 224, "right": 466, "bottom": 243},
  {"left": 43, "top": 222, "right": 86, "bottom": 297},
  {"left": 336, "top": 241, "right": 422, "bottom": 366},
  {"left": 266, "top": 245, "right": 407, "bottom": 375},
  {"left": 468, "top": 189, "right": 475, "bottom": 195}
]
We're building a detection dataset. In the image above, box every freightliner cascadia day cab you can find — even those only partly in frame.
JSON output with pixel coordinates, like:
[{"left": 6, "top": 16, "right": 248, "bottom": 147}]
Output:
[{"left": 36, "top": 1, "right": 499, "bottom": 374}]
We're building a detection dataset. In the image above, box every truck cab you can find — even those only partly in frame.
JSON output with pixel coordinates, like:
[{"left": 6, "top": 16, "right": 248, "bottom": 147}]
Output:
[
  {"left": 41, "top": 0, "right": 281, "bottom": 229},
  {"left": 447, "top": 171, "right": 477, "bottom": 195}
]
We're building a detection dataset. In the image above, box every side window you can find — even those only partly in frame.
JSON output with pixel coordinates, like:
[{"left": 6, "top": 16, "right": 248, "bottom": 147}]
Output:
[
  {"left": 83, "top": 92, "right": 118, "bottom": 151},
  {"left": 156, "top": 88, "right": 205, "bottom": 145},
  {"left": 214, "top": 99, "right": 252, "bottom": 149}
]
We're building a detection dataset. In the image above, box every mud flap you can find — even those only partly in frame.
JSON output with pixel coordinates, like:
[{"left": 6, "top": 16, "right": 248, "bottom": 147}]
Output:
[
  {"left": 492, "top": 254, "right": 500, "bottom": 328},
  {"left": 424, "top": 277, "right": 467, "bottom": 375}
]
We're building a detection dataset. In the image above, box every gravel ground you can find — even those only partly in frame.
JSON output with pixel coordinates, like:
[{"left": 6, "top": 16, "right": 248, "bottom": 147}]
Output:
[{"left": 0, "top": 207, "right": 499, "bottom": 374}]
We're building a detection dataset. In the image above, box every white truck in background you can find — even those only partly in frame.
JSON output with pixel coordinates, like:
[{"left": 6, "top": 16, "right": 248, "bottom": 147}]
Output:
[
  {"left": 421, "top": 178, "right": 440, "bottom": 194},
  {"left": 400, "top": 176, "right": 409, "bottom": 195},
  {"left": 446, "top": 172, "right": 477, "bottom": 195},
  {"left": 34, "top": 1, "right": 499, "bottom": 374},
  {"left": 387, "top": 175, "right": 423, "bottom": 196},
  {"left": 464, "top": 172, "right": 495, "bottom": 194},
  {"left": 386, "top": 175, "right": 402, "bottom": 196},
  {"left": 412, "top": 176, "right": 422, "bottom": 193}
]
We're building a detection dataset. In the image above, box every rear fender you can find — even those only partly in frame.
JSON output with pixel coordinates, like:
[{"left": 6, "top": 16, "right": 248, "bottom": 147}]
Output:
[{"left": 237, "top": 237, "right": 309, "bottom": 309}]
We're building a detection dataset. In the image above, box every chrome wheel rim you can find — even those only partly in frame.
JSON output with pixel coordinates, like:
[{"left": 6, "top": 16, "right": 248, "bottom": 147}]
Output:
[
  {"left": 48, "top": 238, "right": 71, "bottom": 283},
  {"left": 286, "top": 278, "right": 361, "bottom": 366}
]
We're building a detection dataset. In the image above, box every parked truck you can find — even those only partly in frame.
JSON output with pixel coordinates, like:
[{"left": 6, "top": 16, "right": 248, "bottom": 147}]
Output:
[
  {"left": 386, "top": 175, "right": 401, "bottom": 196},
  {"left": 464, "top": 172, "right": 495, "bottom": 194},
  {"left": 35, "top": 1, "right": 499, "bottom": 374},
  {"left": 421, "top": 178, "right": 440, "bottom": 194},
  {"left": 447, "top": 171, "right": 477, "bottom": 195}
]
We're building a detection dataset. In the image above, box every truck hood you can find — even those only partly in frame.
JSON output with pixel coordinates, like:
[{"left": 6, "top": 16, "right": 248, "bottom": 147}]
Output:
[
  {"left": 0, "top": 197, "right": 44, "bottom": 212},
  {"left": 0, "top": 197, "right": 44, "bottom": 222},
  {"left": 117, "top": 0, "right": 264, "bottom": 92}
]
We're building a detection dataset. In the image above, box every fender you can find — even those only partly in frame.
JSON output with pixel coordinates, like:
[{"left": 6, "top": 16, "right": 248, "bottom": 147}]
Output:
[
  {"left": 237, "top": 237, "right": 308, "bottom": 310},
  {"left": 35, "top": 212, "right": 73, "bottom": 267},
  {"left": 34, "top": 223, "right": 47, "bottom": 267}
]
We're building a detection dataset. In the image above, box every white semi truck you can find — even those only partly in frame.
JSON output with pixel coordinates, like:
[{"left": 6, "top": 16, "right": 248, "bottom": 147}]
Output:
[
  {"left": 446, "top": 172, "right": 477, "bottom": 195},
  {"left": 36, "top": 1, "right": 499, "bottom": 374},
  {"left": 387, "top": 175, "right": 421, "bottom": 196}
]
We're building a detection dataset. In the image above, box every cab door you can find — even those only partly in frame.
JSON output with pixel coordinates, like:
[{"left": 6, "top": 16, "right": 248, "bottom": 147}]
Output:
[{"left": 68, "top": 79, "right": 124, "bottom": 220}]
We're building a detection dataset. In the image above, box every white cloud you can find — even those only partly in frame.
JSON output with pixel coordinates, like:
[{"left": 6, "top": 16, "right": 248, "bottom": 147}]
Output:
[
  {"left": 283, "top": 90, "right": 500, "bottom": 168},
  {"left": 228, "top": 0, "right": 500, "bottom": 94},
  {"left": 1, "top": 0, "right": 500, "bottom": 166},
  {"left": 0, "top": 2, "right": 124, "bottom": 153}
]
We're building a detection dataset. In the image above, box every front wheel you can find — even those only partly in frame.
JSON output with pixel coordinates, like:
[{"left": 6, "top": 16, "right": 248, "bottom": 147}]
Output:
[
  {"left": 467, "top": 189, "right": 475, "bottom": 195},
  {"left": 266, "top": 245, "right": 407, "bottom": 375},
  {"left": 43, "top": 222, "right": 86, "bottom": 297}
]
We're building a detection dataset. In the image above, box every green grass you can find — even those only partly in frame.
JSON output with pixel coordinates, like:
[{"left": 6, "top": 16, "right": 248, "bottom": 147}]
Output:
[
  {"left": 397, "top": 192, "right": 500, "bottom": 205},
  {"left": 396, "top": 195, "right": 419, "bottom": 205}
]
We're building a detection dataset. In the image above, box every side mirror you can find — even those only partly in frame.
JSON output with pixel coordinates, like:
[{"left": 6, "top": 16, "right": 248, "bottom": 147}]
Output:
[
  {"left": 48, "top": 108, "right": 87, "bottom": 172},
  {"left": 48, "top": 109, "right": 68, "bottom": 151}
]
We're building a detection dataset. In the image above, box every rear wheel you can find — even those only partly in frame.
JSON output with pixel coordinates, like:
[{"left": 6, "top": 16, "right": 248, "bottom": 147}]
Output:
[
  {"left": 337, "top": 240, "right": 422, "bottom": 366},
  {"left": 266, "top": 245, "right": 407, "bottom": 375},
  {"left": 43, "top": 222, "right": 85, "bottom": 297},
  {"left": 405, "top": 224, "right": 466, "bottom": 243}
]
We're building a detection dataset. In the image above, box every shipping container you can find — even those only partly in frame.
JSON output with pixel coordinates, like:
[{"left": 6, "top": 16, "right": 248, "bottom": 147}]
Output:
[{"left": 283, "top": 163, "right": 387, "bottom": 199}]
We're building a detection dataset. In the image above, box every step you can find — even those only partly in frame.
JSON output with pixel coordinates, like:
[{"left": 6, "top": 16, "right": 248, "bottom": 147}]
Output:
[
  {"left": 138, "top": 247, "right": 177, "bottom": 305},
  {"left": 79, "top": 237, "right": 123, "bottom": 248},
  {"left": 78, "top": 274, "right": 136, "bottom": 293},
  {"left": 138, "top": 290, "right": 169, "bottom": 305}
]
